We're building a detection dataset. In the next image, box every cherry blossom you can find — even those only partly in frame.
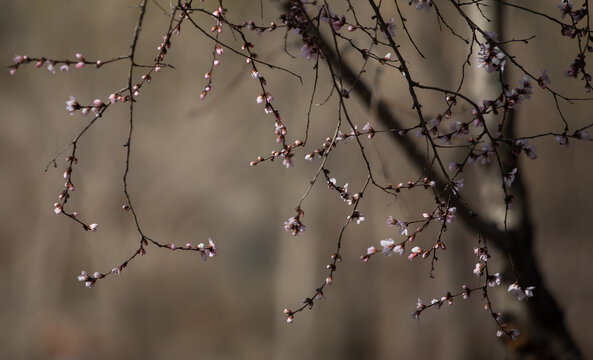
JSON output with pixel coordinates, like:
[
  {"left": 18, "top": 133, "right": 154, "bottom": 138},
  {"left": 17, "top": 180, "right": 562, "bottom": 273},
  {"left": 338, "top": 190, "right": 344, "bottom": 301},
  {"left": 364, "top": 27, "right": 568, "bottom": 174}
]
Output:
[
  {"left": 504, "top": 168, "right": 517, "bottom": 188},
  {"left": 477, "top": 33, "right": 506, "bottom": 73},
  {"left": 508, "top": 282, "right": 535, "bottom": 301}
]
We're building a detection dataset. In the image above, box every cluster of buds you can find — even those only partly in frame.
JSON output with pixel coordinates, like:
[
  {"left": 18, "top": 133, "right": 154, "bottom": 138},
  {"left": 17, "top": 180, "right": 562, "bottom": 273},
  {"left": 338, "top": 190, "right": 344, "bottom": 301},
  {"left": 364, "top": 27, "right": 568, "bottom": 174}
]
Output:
[
  {"left": 564, "top": 53, "right": 592, "bottom": 92},
  {"left": 77, "top": 270, "right": 104, "bottom": 288},
  {"left": 324, "top": 172, "right": 360, "bottom": 205},
  {"left": 408, "top": 246, "right": 429, "bottom": 260},
  {"left": 304, "top": 123, "right": 379, "bottom": 162},
  {"left": 165, "top": 239, "right": 217, "bottom": 260},
  {"left": 248, "top": 62, "right": 288, "bottom": 146},
  {"left": 10, "top": 53, "right": 101, "bottom": 76},
  {"left": 109, "top": 92, "right": 130, "bottom": 104},
  {"left": 241, "top": 20, "right": 278, "bottom": 34},
  {"left": 304, "top": 137, "right": 338, "bottom": 161},
  {"left": 249, "top": 140, "right": 303, "bottom": 167},
  {"left": 280, "top": 1, "right": 321, "bottom": 60},
  {"left": 319, "top": 4, "right": 347, "bottom": 32},
  {"left": 211, "top": 6, "right": 224, "bottom": 33},
  {"left": 433, "top": 207, "right": 456, "bottom": 224},
  {"left": 65, "top": 96, "right": 106, "bottom": 116},
  {"left": 386, "top": 178, "right": 437, "bottom": 193},
  {"left": 53, "top": 156, "right": 77, "bottom": 214},
  {"left": 410, "top": 284, "right": 477, "bottom": 321},
  {"left": 512, "top": 139, "right": 537, "bottom": 159},
  {"left": 347, "top": 210, "right": 365, "bottom": 224},
  {"left": 284, "top": 207, "right": 306, "bottom": 236}
]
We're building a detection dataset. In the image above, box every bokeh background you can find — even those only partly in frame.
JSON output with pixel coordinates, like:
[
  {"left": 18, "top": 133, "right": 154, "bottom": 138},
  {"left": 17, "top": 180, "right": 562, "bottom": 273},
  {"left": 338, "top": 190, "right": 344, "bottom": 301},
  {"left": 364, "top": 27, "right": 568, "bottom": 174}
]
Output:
[{"left": 2, "top": 1, "right": 592, "bottom": 359}]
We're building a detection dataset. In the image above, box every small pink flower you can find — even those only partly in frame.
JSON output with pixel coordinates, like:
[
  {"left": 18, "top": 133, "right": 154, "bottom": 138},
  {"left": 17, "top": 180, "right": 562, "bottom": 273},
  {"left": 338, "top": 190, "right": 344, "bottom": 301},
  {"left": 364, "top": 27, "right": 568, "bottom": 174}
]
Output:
[
  {"left": 77, "top": 271, "right": 88, "bottom": 282},
  {"left": 487, "top": 273, "right": 502, "bottom": 287},
  {"left": 473, "top": 263, "right": 484, "bottom": 276},
  {"left": 348, "top": 210, "right": 365, "bottom": 224},
  {"left": 13, "top": 55, "right": 26, "bottom": 64},
  {"left": 508, "top": 282, "right": 535, "bottom": 301},
  {"left": 504, "top": 168, "right": 517, "bottom": 188},
  {"left": 75, "top": 53, "right": 85, "bottom": 68},
  {"left": 88, "top": 223, "right": 98, "bottom": 232},
  {"left": 53, "top": 203, "right": 62, "bottom": 214},
  {"left": 575, "top": 129, "right": 590, "bottom": 140},
  {"left": 46, "top": 61, "right": 56, "bottom": 74}
]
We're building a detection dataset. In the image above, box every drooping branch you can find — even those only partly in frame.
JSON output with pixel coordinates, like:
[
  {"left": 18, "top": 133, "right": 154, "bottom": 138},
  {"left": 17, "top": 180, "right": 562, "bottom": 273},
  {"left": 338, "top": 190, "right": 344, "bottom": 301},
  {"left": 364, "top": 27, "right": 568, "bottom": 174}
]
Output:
[{"left": 274, "top": 0, "right": 583, "bottom": 357}]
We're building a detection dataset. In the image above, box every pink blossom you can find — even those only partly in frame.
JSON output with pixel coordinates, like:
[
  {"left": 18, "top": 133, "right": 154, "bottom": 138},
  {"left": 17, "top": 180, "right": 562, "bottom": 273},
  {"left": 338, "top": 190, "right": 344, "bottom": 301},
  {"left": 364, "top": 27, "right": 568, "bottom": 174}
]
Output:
[
  {"left": 487, "top": 273, "right": 502, "bottom": 287},
  {"left": 53, "top": 203, "right": 62, "bottom": 214},
  {"left": 504, "top": 168, "right": 517, "bottom": 188},
  {"left": 380, "top": 238, "right": 404, "bottom": 257},
  {"left": 75, "top": 53, "right": 85, "bottom": 68},
  {"left": 556, "top": 134, "right": 569, "bottom": 146},
  {"left": 473, "top": 263, "right": 484, "bottom": 277},
  {"left": 284, "top": 215, "right": 306, "bottom": 235},
  {"left": 65, "top": 96, "right": 78, "bottom": 114},
  {"left": 13, "top": 55, "right": 26, "bottom": 64},
  {"left": 508, "top": 282, "right": 535, "bottom": 300},
  {"left": 575, "top": 129, "right": 590, "bottom": 140},
  {"left": 348, "top": 210, "right": 365, "bottom": 224},
  {"left": 538, "top": 69, "right": 551, "bottom": 88}
]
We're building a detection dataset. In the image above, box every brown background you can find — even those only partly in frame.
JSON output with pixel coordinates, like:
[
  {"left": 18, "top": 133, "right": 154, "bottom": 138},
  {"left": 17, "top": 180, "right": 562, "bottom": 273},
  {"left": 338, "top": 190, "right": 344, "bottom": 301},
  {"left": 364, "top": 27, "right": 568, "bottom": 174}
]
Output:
[{"left": 2, "top": 1, "right": 592, "bottom": 359}]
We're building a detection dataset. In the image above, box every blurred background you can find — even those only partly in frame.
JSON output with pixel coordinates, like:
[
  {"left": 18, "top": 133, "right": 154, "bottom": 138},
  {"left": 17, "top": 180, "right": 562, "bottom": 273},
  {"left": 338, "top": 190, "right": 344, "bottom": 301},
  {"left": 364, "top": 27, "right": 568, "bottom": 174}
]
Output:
[{"left": 1, "top": 1, "right": 592, "bottom": 359}]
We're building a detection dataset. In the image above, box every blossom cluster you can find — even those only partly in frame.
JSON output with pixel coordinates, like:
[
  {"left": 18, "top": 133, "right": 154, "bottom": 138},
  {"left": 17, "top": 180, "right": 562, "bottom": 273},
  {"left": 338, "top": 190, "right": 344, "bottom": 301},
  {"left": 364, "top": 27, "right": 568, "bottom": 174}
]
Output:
[{"left": 477, "top": 32, "right": 506, "bottom": 74}]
